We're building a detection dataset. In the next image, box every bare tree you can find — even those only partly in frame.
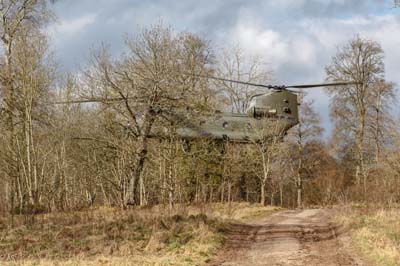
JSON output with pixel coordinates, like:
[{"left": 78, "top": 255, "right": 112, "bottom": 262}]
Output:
[
  {"left": 0, "top": 0, "right": 53, "bottom": 211},
  {"left": 325, "top": 35, "right": 385, "bottom": 200},
  {"left": 216, "top": 46, "right": 272, "bottom": 113},
  {"left": 87, "top": 25, "right": 212, "bottom": 205},
  {"left": 13, "top": 27, "right": 56, "bottom": 208},
  {"left": 248, "top": 119, "right": 286, "bottom": 205},
  {"left": 367, "top": 79, "right": 395, "bottom": 164},
  {"left": 288, "top": 92, "right": 322, "bottom": 208}
]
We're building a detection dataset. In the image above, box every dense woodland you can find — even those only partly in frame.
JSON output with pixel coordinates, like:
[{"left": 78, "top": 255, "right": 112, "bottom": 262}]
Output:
[{"left": 1, "top": 0, "right": 399, "bottom": 214}]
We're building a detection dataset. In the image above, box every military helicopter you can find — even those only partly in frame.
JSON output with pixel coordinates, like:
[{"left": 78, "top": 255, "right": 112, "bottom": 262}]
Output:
[
  {"left": 54, "top": 75, "right": 358, "bottom": 143},
  {"left": 149, "top": 75, "right": 358, "bottom": 143}
]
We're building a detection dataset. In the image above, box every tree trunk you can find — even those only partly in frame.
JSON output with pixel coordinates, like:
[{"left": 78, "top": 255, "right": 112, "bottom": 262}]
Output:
[
  {"left": 168, "top": 165, "right": 173, "bottom": 212},
  {"left": 227, "top": 180, "right": 232, "bottom": 203},
  {"left": 260, "top": 151, "right": 270, "bottom": 206},
  {"left": 296, "top": 122, "right": 303, "bottom": 209},
  {"left": 125, "top": 109, "right": 154, "bottom": 205},
  {"left": 4, "top": 38, "right": 18, "bottom": 212},
  {"left": 220, "top": 180, "right": 225, "bottom": 203},
  {"left": 260, "top": 180, "right": 266, "bottom": 205},
  {"left": 139, "top": 174, "right": 145, "bottom": 206},
  {"left": 375, "top": 90, "right": 381, "bottom": 164},
  {"left": 297, "top": 186, "right": 302, "bottom": 209},
  {"left": 355, "top": 107, "right": 366, "bottom": 200}
]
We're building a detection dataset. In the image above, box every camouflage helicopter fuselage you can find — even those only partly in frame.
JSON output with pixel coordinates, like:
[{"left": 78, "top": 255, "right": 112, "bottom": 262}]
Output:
[{"left": 151, "top": 90, "right": 299, "bottom": 143}]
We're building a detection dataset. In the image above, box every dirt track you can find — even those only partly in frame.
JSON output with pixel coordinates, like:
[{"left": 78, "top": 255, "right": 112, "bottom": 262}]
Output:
[{"left": 209, "top": 209, "right": 365, "bottom": 266}]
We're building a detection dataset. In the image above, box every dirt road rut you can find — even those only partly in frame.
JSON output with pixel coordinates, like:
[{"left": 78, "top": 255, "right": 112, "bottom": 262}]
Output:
[{"left": 209, "top": 209, "right": 365, "bottom": 266}]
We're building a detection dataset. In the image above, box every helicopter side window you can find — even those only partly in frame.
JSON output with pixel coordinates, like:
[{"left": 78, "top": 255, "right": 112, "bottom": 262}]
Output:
[{"left": 252, "top": 107, "right": 277, "bottom": 119}]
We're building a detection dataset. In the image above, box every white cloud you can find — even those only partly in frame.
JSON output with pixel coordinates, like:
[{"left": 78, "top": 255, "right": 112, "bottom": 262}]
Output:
[
  {"left": 224, "top": 11, "right": 400, "bottom": 84},
  {"left": 219, "top": 11, "right": 400, "bottom": 138},
  {"left": 234, "top": 25, "right": 288, "bottom": 63},
  {"left": 47, "top": 0, "right": 400, "bottom": 138},
  {"left": 48, "top": 14, "right": 97, "bottom": 37},
  {"left": 227, "top": 18, "right": 319, "bottom": 72},
  {"left": 304, "top": 15, "right": 400, "bottom": 85}
]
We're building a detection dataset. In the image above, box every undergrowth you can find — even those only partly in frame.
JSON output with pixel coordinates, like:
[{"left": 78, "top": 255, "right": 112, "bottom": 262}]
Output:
[{"left": 0, "top": 203, "right": 276, "bottom": 266}]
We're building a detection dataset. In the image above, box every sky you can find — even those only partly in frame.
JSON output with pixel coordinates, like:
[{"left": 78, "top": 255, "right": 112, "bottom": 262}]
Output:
[{"left": 47, "top": 0, "right": 400, "bottom": 139}]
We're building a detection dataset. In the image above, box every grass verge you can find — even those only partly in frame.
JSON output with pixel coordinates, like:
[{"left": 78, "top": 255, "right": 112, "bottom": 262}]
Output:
[
  {"left": 0, "top": 203, "right": 278, "bottom": 266},
  {"left": 337, "top": 206, "right": 400, "bottom": 266}
]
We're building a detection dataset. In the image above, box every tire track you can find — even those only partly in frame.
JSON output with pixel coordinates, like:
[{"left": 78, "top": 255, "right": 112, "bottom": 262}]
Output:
[{"left": 209, "top": 209, "right": 363, "bottom": 266}]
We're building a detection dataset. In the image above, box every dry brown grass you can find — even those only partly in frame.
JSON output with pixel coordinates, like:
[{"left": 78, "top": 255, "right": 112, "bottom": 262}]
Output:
[
  {"left": 186, "top": 202, "right": 281, "bottom": 222},
  {"left": 0, "top": 206, "right": 222, "bottom": 266},
  {"left": 0, "top": 203, "right": 278, "bottom": 266},
  {"left": 337, "top": 206, "right": 400, "bottom": 266}
]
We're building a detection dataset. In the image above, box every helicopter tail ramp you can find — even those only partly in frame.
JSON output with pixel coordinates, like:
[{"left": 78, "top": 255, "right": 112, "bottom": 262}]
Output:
[{"left": 208, "top": 209, "right": 364, "bottom": 266}]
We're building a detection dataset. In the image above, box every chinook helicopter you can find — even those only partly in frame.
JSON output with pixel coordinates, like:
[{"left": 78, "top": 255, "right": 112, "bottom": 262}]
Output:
[
  {"left": 150, "top": 75, "right": 358, "bottom": 143},
  {"left": 54, "top": 75, "right": 358, "bottom": 143}
]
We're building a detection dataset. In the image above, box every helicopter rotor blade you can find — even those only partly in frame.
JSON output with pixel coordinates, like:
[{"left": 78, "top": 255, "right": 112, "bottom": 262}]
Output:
[
  {"left": 188, "top": 74, "right": 359, "bottom": 91},
  {"left": 51, "top": 78, "right": 362, "bottom": 105},
  {"left": 286, "top": 81, "right": 360, "bottom": 89},
  {"left": 189, "top": 74, "right": 278, "bottom": 89},
  {"left": 50, "top": 98, "right": 125, "bottom": 104}
]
